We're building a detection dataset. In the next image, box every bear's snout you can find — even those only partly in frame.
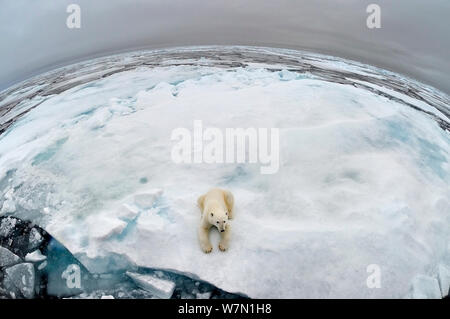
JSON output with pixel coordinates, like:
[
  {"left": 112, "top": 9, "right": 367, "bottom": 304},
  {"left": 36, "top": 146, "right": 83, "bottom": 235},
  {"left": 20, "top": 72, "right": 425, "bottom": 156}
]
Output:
[{"left": 221, "top": 229, "right": 225, "bottom": 232}]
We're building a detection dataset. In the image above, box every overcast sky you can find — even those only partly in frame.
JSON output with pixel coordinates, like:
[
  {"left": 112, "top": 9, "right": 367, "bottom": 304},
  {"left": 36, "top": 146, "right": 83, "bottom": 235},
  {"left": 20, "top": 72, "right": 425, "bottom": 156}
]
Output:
[{"left": 0, "top": 0, "right": 449, "bottom": 94}]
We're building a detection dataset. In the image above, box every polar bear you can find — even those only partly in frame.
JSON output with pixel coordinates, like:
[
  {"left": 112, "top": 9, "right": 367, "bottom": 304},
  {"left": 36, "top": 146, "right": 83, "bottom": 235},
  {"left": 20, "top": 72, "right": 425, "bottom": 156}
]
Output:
[{"left": 197, "top": 188, "right": 234, "bottom": 253}]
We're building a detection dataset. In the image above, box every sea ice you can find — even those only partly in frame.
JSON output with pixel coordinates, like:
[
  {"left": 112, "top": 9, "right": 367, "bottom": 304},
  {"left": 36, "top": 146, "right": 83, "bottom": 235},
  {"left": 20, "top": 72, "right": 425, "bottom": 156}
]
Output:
[
  {"left": 133, "top": 189, "right": 163, "bottom": 209},
  {"left": 117, "top": 203, "right": 140, "bottom": 221},
  {"left": 28, "top": 228, "right": 43, "bottom": 250},
  {"left": 437, "top": 264, "right": 450, "bottom": 297},
  {"left": 0, "top": 47, "right": 448, "bottom": 298},
  {"left": 0, "top": 217, "right": 17, "bottom": 237},
  {"left": 37, "top": 261, "right": 47, "bottom": 270},
  {"left": 25, "top": 249, "right": 47, "bottom": 262},
  {"left": 1, "top": 199, "right": 16, "bottom": 214},
  {"left": 196, "top": 292, "right": 212, "bottom": 299},
  {"left": 411, "top": 275, "right": 442, "bottom": 299},
  {"left": 87, "top": 216, "right": 127, "bottom": 240},
  {"left": 0, "top": 246, "right": 21, "bottom": 267},
  {"left": 4, "top": 263, "right": 35, "bottom": 299},
  {"left": 126, "top": 271, "right": 176, "bottom": 299}
]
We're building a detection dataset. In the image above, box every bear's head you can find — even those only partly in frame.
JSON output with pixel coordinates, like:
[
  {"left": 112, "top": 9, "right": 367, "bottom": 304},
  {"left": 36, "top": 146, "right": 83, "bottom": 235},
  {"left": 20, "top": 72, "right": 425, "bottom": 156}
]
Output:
[{"left": 205, "top": 201, "right": 229, "bottom": 232}]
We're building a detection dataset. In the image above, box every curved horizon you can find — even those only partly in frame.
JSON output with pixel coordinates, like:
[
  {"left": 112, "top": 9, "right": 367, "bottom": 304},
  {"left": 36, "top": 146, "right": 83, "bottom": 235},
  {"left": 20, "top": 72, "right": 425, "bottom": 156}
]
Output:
[{"left": 1, "top": 0, "right": 449, "bottom": 94}]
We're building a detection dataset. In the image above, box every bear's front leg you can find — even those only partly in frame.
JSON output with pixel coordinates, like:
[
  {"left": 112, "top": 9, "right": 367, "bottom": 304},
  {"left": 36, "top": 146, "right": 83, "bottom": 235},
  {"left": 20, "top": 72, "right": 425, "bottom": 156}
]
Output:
[
  {"left": 198, "top": 226, "right": 213, "bottom": 253},
  {"left": 219, "top": 224, "right": 231, "bottom": 252}
]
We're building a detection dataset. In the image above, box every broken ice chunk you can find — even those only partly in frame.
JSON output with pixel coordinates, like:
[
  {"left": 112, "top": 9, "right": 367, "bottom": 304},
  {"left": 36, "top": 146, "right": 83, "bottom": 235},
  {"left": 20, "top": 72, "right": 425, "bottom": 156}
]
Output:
[
  {"left": 25, "top": 250, "right": 47, "bottom": 262},
  {"left": 4, "top": 263, "right": 35, "bottom": 299},
  {"left": 0, "top": 246, "right": 22, "bottom": 267},
  {"left": 37, "top": 261, "right": 47, "bottom": 270},
  {"left": 1, "top": 199, "right": 16, "bottom": 214},
  {"left": 3, "top": 188, "right": 14, "bottom": 200},
  {"left": 437, "top": 264, "right": 450, "bottom": 297},
  {"left": 278, "top": 69, "right": 297, "bottom": 81},
  {"left": 196, "top": 292, "right": 212, "bottom": 299},
  {"left": 88, "top": 217, "right": 127, "bottom": 240},
  {"left": 83, "top": 107, "right": 112, "bottom": 130},
  {"left": 117, "top": 203, "right": 140, "bottom": 220},
  {"left": 411, "top": 275, "right": 442, "bottom": 299},
  {"left": 101, "top": 295, "right": 115, "bottom": 299},
  {"left": 126, "top": 271, "right": 175, "bottom": 299},
  {"left": 133, "top": 189, "right": 163, "bottom": 209},
  {"left": 28, "top": 228, "right": 43, "bottom": 250},
  {"left": 181, "top": 291, "right": 195, "bottom": 299},
  {"left": 136, "top": 207, "right": 167, "bottom": 232}
]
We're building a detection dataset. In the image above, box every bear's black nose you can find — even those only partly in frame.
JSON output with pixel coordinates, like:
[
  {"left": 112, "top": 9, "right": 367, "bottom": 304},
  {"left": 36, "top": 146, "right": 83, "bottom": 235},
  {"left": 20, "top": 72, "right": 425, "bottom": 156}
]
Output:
[{"left": 221, "top": 230, "right": 224, "bottom": 232}]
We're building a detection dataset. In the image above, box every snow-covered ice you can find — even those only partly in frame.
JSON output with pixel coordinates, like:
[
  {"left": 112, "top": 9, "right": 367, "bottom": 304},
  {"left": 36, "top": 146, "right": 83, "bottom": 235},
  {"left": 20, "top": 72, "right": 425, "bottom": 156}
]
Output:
[
  {"left": 196, "top": 292, "right": 212, "bottom": 299},
  {"left": 1, "top": 199, "right": 16, "bottom": 214},
  {"left": 411, "top": 275, "right": 442, "bottom": 299},
  {"left": 28, "top": 228, "right": 43, "bottom": 250},
  {"left": 437, "top": 264, "right": 450, "bottom": 297},
  {"left": 133, "top": 189, "right": 163, "bottom": 210},
  {"left": 37, "top": 261, "right": 47, "bottom": 270},
  {"left": 0, "top": 217, "right": 17, "bottom": 238},
  {"left": 0, "top": 47, "right": 449, "bottom": 298}
]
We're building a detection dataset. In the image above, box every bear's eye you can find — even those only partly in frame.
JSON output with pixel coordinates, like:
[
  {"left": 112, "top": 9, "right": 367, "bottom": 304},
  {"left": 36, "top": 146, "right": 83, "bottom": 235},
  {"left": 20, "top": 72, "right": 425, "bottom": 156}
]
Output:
[
  {"left": 211, "top": 213, "right": 213, "bottom": 217},
  {"left": 216, "top": 221, "right": 219, "bottom": 224}
]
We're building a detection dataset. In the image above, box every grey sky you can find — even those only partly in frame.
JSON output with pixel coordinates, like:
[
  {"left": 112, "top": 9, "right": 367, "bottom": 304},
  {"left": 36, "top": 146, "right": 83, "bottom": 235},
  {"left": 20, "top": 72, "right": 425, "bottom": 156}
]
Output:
[{"left": 0, "top": 0, "right": 449, "bottom": 94}]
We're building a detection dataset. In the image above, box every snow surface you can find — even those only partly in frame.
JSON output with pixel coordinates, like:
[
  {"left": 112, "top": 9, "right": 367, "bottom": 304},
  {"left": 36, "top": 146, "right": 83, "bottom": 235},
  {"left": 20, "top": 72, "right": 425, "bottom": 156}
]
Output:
[
  {"left": 411, "top": 275, "right": 442, "bottom": 299},
  {"left": 0, "top": 47, "right": 449, "bottom": 298}
]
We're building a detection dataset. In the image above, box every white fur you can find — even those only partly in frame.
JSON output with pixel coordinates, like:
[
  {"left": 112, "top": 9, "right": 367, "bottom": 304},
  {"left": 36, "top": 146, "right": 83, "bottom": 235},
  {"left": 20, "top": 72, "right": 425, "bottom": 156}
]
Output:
[{"left": 197, "top": 188, "right": 234, "bottom": 253}]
